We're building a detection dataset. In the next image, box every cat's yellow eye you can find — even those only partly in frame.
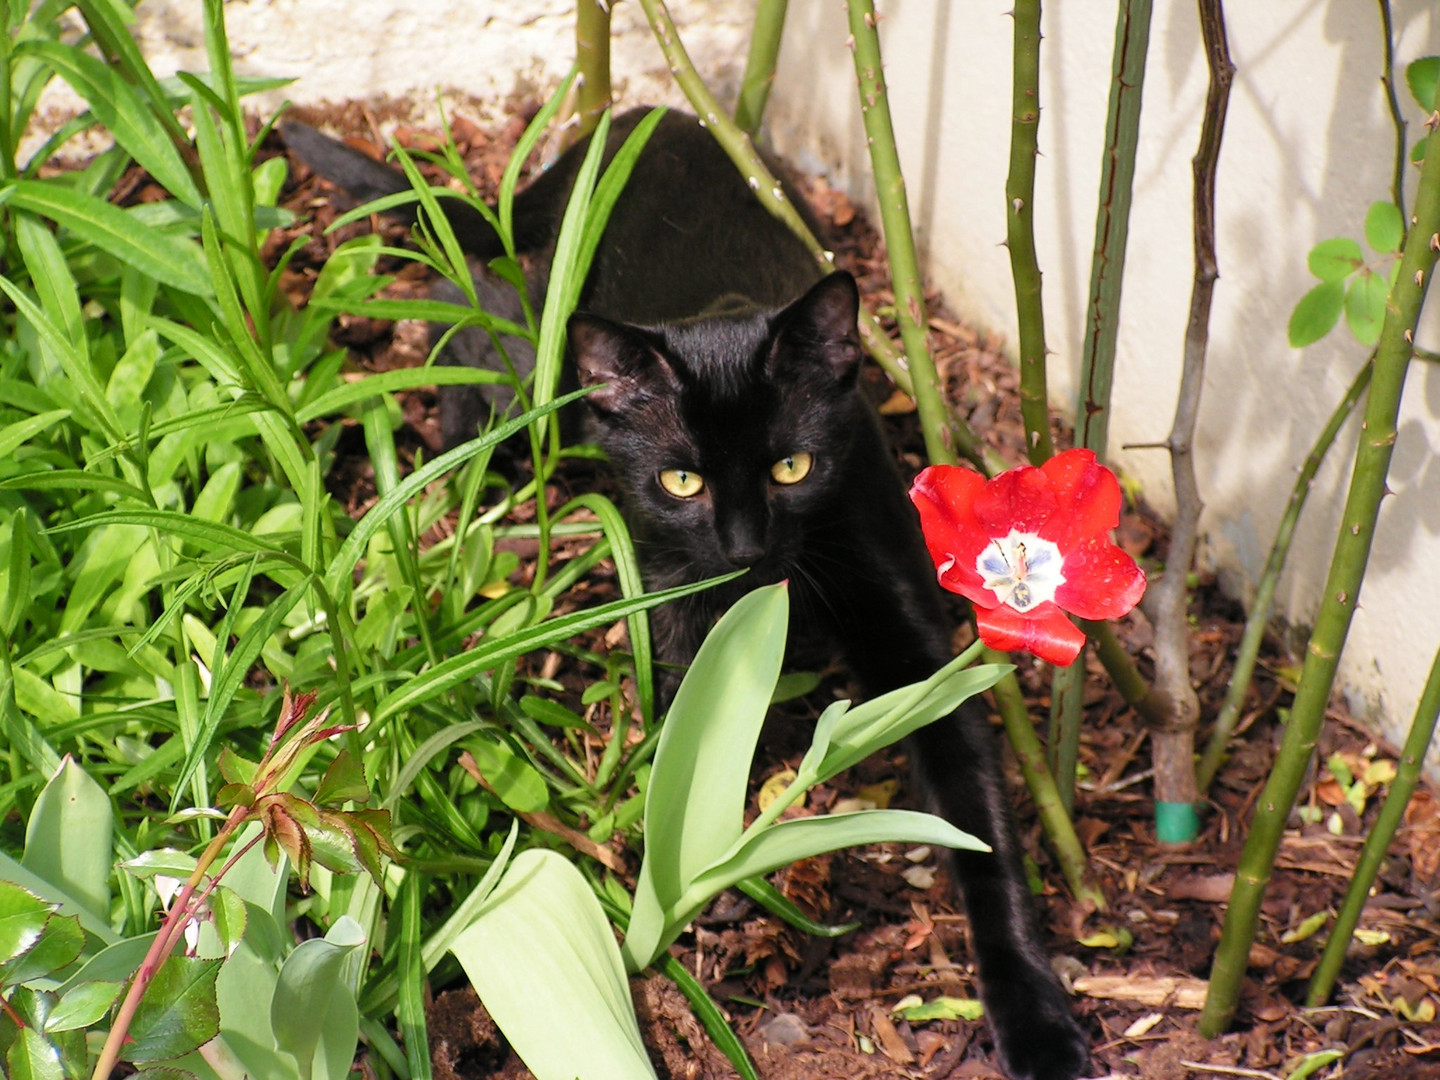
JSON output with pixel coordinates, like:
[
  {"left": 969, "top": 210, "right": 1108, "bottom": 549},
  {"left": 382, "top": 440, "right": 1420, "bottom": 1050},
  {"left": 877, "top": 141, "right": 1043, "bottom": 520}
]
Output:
[
  {"left": 659, "top": 468, "right": 705, "bottom": 498},
  {"left": 770, "top": 452, "right": 813, "bottom": 485}
]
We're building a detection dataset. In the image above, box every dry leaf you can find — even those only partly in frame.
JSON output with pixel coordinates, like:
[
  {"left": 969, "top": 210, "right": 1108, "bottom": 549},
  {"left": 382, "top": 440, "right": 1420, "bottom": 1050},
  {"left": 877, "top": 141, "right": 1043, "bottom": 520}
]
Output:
[{"left": 1073, "top": 975, "right": 1207, "bottom": 1009}]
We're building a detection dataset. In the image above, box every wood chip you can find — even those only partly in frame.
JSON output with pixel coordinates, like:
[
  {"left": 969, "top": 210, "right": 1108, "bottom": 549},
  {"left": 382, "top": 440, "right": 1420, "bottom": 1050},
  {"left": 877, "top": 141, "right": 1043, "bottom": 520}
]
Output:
[
  {"left": 1073, "top": 975, "right": 1208, "bottom": 1009},
  {"left": 868, "top": 1007, "right": 915, "bottom": 1065}
]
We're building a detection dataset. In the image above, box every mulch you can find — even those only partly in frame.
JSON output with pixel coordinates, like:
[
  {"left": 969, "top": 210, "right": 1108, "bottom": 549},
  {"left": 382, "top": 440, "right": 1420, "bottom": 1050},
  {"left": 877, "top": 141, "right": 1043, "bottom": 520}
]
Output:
[{"left": 252, "top": 100, "right": 1440, "bottom": 1080}]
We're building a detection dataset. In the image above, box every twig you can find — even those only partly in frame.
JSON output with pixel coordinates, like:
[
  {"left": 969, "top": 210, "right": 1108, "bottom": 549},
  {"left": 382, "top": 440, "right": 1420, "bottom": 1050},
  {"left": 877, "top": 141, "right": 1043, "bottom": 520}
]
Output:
[
  {"left": 1196, "top": 357, "right": 1372, "bottom": 793},
  {"left": 1200, "top": 78, "right": 1440, "bottom": 1039},
  {"left": 845, "top": 0, "right": 954, "bottom": 466},
  {"left": 1307, "top": 643, "right": 1440, "bottom": 1004},
  {"left": 1141, "top": 0, "right": 1233, "bottom": 843},
  {"left": 1180, "top": 1063, "right": 1283, "bottom": 1080},
  {"left": 1005, "top": 0, "right": 1055, "bottom": 466},
  {"left": 1376, "top": 0, "right": 1407, "bottom": 220},
  {"left": 733, "top": 0, "right": 789, "bottom": 137}
]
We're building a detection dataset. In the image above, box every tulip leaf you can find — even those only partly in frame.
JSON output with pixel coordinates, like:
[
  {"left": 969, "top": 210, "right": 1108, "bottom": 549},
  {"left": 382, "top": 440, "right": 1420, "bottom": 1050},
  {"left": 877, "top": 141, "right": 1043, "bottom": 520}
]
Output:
[
  {"left": 271, "top": 916, "right": 366, "bottom": 1080},
  {"left": 1344, "top": 270, "right": 1388, "bottom": 346},
  {"left": 22, "top": 758, "right": 113, "bottom": 924},
  {"left": 125, "top": 954, "right": 222, "bottom": 1063},
  {"left": 1288, "top": 280, "right": 1344, "bottom": 347},
  {"left": 1305, "top": 237, "right": 1362, "bottom": 282},
  {"left": 451, "top": 849, "right": 658, "bottom": 1080},
  {"left": 1364, "top": 201, "right": 1404, "bottom": 255}
]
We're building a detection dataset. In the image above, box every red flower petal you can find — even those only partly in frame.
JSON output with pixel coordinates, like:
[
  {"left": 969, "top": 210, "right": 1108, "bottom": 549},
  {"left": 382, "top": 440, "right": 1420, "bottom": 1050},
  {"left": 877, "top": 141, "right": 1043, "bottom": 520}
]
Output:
[
  {"left": 910, "top": 466, "right": 993, "bottom": 604},
  {"left": 976, "top": 602, "right": 1086, "bottom": 667},
  {"left": 972, "top": 465, "right": 1057, "bottom": 536},
  {"left": 1055, "top": 535, "right": 1148, "bottom": 620},
  {"left": 1038, "top": 448, "right": 1122, "bottom": 548}
]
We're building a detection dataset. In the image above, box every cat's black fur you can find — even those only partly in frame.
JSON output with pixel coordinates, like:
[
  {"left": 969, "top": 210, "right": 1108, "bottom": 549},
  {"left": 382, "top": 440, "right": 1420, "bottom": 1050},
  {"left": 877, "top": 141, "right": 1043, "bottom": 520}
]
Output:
[{"left": 284, "top": 110, "right": 1091, "bottom": 1080}]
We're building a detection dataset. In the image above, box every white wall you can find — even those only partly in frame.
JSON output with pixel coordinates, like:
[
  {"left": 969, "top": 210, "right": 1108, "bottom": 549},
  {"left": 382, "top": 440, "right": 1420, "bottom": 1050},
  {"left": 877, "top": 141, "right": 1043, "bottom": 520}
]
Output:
[
  {"left": 114, "top": 1, "right": 1440, "bottom": 767},
  {"left": 767, "top": 1, "right": 1440, "bottom": 769}
]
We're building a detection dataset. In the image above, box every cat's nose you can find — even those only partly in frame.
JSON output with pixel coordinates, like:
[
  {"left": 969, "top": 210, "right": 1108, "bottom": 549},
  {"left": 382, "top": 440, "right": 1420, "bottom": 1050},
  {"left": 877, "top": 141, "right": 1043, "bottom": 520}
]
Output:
[{"left": 723, "top": 540, "right": 766, "bottom": 568}]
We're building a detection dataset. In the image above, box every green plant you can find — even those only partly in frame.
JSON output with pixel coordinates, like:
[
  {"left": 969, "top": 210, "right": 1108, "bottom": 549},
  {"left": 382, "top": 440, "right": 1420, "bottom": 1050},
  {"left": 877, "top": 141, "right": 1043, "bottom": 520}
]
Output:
[{"left": 448, "top": 582, "right": 1005, "bottom": 1079}]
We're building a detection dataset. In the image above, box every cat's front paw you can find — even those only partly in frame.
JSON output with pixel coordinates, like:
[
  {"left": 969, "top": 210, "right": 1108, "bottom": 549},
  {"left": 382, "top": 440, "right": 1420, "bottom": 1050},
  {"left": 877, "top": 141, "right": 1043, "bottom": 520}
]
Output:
[
  {"left": 994, "top": 1017, "right": 1091, "bottom": 1080},
  {"left": 987, "top": 978, "right": 1091, "bottom": 1080}
]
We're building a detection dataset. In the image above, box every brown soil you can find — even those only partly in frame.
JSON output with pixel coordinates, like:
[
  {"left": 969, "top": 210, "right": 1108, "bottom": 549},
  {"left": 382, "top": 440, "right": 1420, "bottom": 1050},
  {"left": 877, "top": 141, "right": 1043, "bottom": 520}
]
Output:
[{"left": 261, "top": 102, "right": 1440, "bottom": 1080}]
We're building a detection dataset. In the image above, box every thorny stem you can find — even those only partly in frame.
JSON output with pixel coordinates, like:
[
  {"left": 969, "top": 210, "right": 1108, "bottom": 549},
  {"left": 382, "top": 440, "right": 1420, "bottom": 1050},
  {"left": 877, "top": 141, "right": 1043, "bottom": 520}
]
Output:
[
  {"left": 1049, "top": 0, "right": 1153, "bottom": 815},
  {"left": 846, "top": 0, "right": 955, "bottom": 467},
  {"left": 574, "top": 0, "right": 614, "bottom": 141},
  {"left": 988, "top": 649, "right": 1105, "bottom": 910},
  {"left": 1006, "top": 0, "right": 1055, "bottom": 466},
  {"left": 1196, "top": 358, "right": 1373, "bottom": 794},
  {"left": 1140, "top": 0, "right": 1233, "bottom": 842},
  {"left": 634, "top": 0, "right": 995, "bottom": 470},
  {"left": 91, "top": 805, "right": 249, "bottom": 1080},
  {"left": 1307, "top": 643, "right": 1440, "bottom": 1006},
  {"left": 1200, "top": 77, "right": 1440, "bottom": 1039},
  {"left": 734, "top": 0, "right": 789, "bottom": 137},
  {"left": 1074, "top": 0, "right": 1153, "bottom": 457}
]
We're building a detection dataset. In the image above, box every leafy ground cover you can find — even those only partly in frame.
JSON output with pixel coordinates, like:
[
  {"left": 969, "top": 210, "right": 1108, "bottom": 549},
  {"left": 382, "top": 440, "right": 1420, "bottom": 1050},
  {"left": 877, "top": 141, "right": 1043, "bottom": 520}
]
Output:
[{"left": 272, "top": 104, "right": 1440, "bottom": 1080}]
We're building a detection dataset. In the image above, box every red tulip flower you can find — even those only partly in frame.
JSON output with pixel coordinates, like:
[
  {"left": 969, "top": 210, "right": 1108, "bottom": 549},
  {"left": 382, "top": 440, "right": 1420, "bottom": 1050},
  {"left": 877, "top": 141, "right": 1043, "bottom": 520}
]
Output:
[{"left": 909, "top": 448, "right": 1146, "bottom": 667}]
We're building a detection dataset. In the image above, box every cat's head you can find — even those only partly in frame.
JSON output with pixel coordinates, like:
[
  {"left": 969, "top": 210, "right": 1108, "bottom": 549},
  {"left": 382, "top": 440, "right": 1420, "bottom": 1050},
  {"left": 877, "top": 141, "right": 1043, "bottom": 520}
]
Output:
[{"left": 568, "top": 271, "right": 863, "bottom": 577}]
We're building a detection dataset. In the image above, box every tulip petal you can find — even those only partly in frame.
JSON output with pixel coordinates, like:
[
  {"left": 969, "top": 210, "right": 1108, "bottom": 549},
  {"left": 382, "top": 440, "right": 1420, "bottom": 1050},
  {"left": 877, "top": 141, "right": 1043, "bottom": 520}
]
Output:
[
  {"left": 910, "top": 466, "right": 992, "bottom": 602},
  {"left": 972, "top": 465, "right": 1057, "bottom": 536},
  {"left": 976, "top": 602, "right": 1086, "bottom": 667},
  {"left": 1055, "top": 535, "right": 1147, "bottom": 620},
  {"left": 1039, "top": 448, "right": 1122, "bottom": 547}
]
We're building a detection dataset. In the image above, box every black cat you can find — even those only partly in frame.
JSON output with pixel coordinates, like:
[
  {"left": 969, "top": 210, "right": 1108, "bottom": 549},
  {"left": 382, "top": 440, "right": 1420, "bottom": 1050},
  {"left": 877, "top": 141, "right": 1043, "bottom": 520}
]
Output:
[{"left": 284, "top": 109, "right": 1091, "bottom": 1080}]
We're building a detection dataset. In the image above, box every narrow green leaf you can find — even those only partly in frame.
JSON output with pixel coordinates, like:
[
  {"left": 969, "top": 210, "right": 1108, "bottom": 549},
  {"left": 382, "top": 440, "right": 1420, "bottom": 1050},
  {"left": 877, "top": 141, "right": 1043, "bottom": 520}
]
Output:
[
  {"left": 1364, "top": 201, "right": 1404, "bottom": 255},
  {"left": 659, "top": 955, "right": 760, "bottom": 1080},
  {"left": 1305, "top": 237, "right": 1363, "bottom": 282},
  {"left": 1344, "top": 270, "right": 1388, "bottom": 346},
  {"left": 4, "top": 181, "right": 212, "bottom": 295},
  {"left": 450, "top": 849, "right": 657, "bottom": 1080},
  {"left": 736, "top": 877, "right": 860, "bottom": 938},
  {"left": 0, "top": 410, "right": 71, "bottom": 461},
  {"left": 125, "top": 955, "right": 222, "bottom": 1063},
  {"left": 1288, "top": 279, "right": 1345, "bottom": 348}
]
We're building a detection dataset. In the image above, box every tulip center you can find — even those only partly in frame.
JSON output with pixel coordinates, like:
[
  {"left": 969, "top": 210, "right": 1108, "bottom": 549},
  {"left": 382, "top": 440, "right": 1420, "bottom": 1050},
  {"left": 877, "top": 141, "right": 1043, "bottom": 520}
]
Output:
[{"left": 976, "top": 531, "right": 1064, "bottom": 613}]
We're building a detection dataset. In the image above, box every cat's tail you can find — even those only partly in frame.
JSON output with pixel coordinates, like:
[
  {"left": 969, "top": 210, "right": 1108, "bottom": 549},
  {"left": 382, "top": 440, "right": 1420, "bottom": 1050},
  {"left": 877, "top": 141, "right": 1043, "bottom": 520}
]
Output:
[{"left": 280, "top": 119, "right": 507, "bottom": 259}]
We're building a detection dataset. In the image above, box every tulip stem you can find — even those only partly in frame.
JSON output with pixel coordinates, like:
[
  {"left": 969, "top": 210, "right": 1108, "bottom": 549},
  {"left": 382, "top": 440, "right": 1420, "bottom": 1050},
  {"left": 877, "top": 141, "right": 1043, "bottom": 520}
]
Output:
[
  {"left": 1200, "top": 73, "right": 1440, "bottom": 1039},
  {"left": 734, "top": 0, "right": 788, "bottom": 137},
  {"left": 990, "top": 653, "right": 1104, "bottom": 910}
]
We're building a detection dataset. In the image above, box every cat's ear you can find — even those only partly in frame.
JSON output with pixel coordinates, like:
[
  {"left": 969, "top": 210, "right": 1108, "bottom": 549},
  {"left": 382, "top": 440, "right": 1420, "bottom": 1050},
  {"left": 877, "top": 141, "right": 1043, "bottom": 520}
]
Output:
[
  {"left": 770, "top": 271, "right": 861, "bottom": 384},
  {"left": 569, "top": 313, "right": 679, "bottom": 414}
]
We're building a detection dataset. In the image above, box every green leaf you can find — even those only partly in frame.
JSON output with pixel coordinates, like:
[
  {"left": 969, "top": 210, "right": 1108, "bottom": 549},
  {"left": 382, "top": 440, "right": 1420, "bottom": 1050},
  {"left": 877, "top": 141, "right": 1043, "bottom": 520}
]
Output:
[
  {"left": 0, "top": 410, "right": 72, "bottom": 461},
  {"left": 125, "top": 955, "right": 222, "bottom": 1063},
  {"left": 314, "top": 750, "right": 370, "bottom": 807},
  {"left": 519, "top": 695, "right": 591, "bottom": 732},
  {"left": 450, "top": 849, "right": 658, "bottom": 1080},
  {"left": 208, "top": 887, "right": 248, "bottom": 959},
  {"left": 271, "top": 917, "right": 366, "bottom": 1080},
  {"left": 1288, "top": 279, "right": 1344, "bottom": 347},
  {"left": 1305, "top": 237, "right": 1363, "bottom": 282},
  {"left": 45, "top": 980, "right": 124, "bottom": 1032},
  {"left": 1364, "top": 201, "right": 1404, "bottom": 254},
  {"left": 1406, "top": 56, "right": 1440, "bottom": 111},
  {"left": 119, "top": 850, "right": 200, "bottom": 882},
  {"left": 3, "top": 181, "right": 212, "bottom": 296},
  {"left": 1, "top": 912, "right": 84, "bottom": 988},
  {"left": 6, "top": 1025, "right": 64, "bottom": 1080},
  {"left": 892, "top": 995, "right": 985, "bottom": 1023},
  {"left": 1344, "top": 270, "right": 1388, "bottom": 346},
  {"left": 0, "top": 882, "right": 53, "bottom": 966},
  {"left": 466, "top": 738, "right": 549, "bottom": 814},
  {"left": 22, "top": 758, "right": 113, "bottom": 921},
  {"left": 1285, "top": 1049, "right": 1344, "bottom": 1080}
]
